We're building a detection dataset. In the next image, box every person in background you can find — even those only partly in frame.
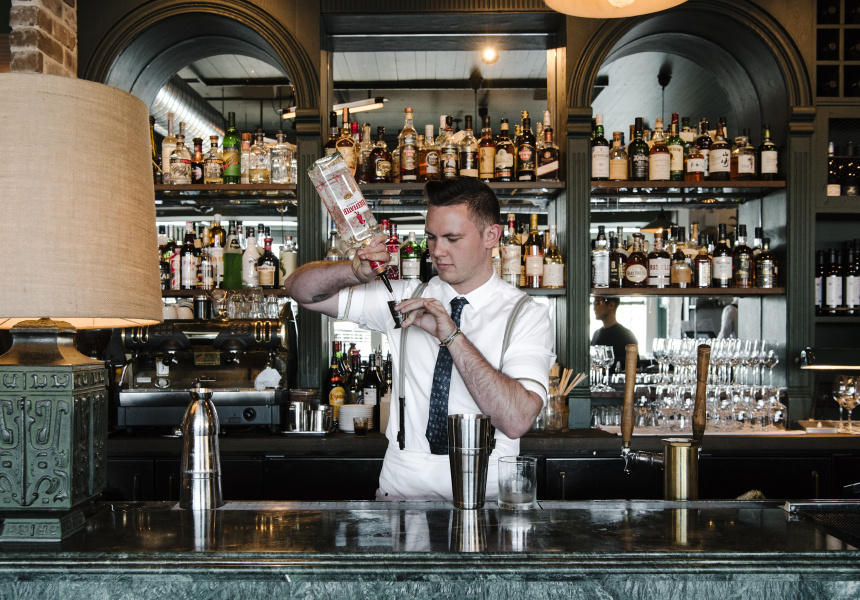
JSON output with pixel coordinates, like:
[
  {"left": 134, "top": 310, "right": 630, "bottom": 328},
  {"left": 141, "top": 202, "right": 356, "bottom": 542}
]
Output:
[
  {"left": 591, "top": 296, "right": 638, "bottom": 373},
  {"left": 717, "top": 299, "right": 738, "bottom": 339}
]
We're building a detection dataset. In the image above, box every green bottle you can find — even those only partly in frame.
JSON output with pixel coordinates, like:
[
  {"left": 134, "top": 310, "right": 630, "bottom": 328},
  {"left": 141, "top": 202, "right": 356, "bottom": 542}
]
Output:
[
  {"left": 221, "top": 220, "right": 243, "bottom": 289},
  {"left": 222, "top": 112, "right": 241, "bottom": 184}
]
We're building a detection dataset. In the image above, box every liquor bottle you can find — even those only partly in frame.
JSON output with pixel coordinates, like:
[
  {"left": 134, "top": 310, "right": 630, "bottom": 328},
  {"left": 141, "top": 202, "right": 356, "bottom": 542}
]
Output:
[
  {"left": 242, "top": 226, "right": 261, "bottom": 288},
  {"left": 667, "top": 113, "right": 684, "bottom": 181},
  {"left": 347, "top": 352, "right": 364, "bottom": 404},
  {"left": 731, "top": 132, "right": 756, "bottom": 181},
  {"left": 478, "top": 115, "right": 496, "bottom": 181},
  {"left": 199, "top": 227, "right": 215, "bottom": 291},
  {"left": 758, "top": 125, "right": 779, "bottom": 180},
  {"left": 279, "top": 235, "right": 298, "bottom": 284},
  {"left": 398, "top": 108, "right": 420, "bottom": 182},
  {"left": 421, "top": 124, "right": 441, "bottom": 182},
  {"left": 271, "top": 130, "right": 292, "bottom": 184},
  {"left": 336, "top": 108, "right": 357, "bottom": 175},
  {"left": 169, "top": 133, "right": 192, "bottom": 185},
  {"left": 845, "top": 247, "right": 860, "bottom": 315},
  {"left": 209, "top": 216, "right": 226, "bottom": 288},
  {"left": 369, "top": 126, "right": 392, "bottom": 183},
  {"left": 731, "top": 224, "right": 754, "bottom": 288},
  {"left": 694, "top": 120, "right": 712, "bottom": 179},
  {"left": 246, "top": 129, "right": 270, "bottom": 184},
  {"left": 752, "top": 227, "right": 764, "bottom": 256},
  {"left": 240, "top": 133, "right": 252, "bottom": 184},
  {"left": 457, "top": 115, "right": 479, "bottom": 178},
  {"left": 623, "top": 233, "right": 648, "bottom": 288},
  {"left": 149, "top": 115, "right": 162, "bottom": 184},
  {"left": 222, "top": 221, "right": 243, "bottom": 290},
  {"left": 753, "top": 237, "right": 778, "bottom": 289},
  {"left": 543, "top": 224, "right": 564, "bottom": 289},
  {"left": 684, "top": 136, "right": 706, "bottom": 182},
  {"left": 324, "top": 111, "right": 339, "bottom": 156},
  {"left": 179, "top": 223, "right": 199, "bottom": 290},
  {"left": 608, "top": 236, "right": 626, "bottom": 288},
  {"left": 501, "top": 213, "right": 521, "bottom": 287},
  {"left": 591, "top": 113, "right": 610, "bottom": 181},
  {"left": 516, "top": 113, "right": 537, "bottom": 181},
  {"left": 361, "top": 351, "right": 383, "bottom": 413},
  {"left": 440, "top": 115, "right": 459, "bottom": 179},
  {"left": 537, "top": 115, "right": 560, "bottom": 182},
  {"left": 670, "top": 234, "right": 693, "bottom": 289},
  {"left": 400, "top": 231, "right": 421, "bottom": 280},
  {"left": 222, "top": 111, "right": 241, "bottom": 184},
  {"left": 683, "top": 223, "right": 699, "bottom": 263},
  {"left": 323, "top": 352, "right": 347, "bottom": 415},
  {"left": 419, "top": 234, "right": 438, "bottom": 282},
  {"left": 384, "top": 220, "right": 400, "bottom": 280},
  {"left": 161, "top": 112, "right": 177, "bottom": 184},
  {"left": 523, "top": 214, "right": 543, "bottom": 288},
  {"left": 190, "top": 137, "right": 205, "bottom": 184},
  {"left": 708, "top": 122, "right": 731, "bottom": 181},
  {"left": 628, "top": 117, "right": 649, "bottom": 181},
  {"left": 647, "top": 230, "right": 671, "bottom": 288},
  {"left": 591, "top": 225, "right": 609, "bottom": 288},
  {"left": 203, "top": 135, "right": 224, "bottom": 184},
  {"left": 325, "top": 231, "right": 345, "bottom": 261},
  {"left": 712, "top": 224, "right": 733, "bottom": 288},
  {"left": 494, "top": 118, "right": 516, "bottom": 182},
  {"left": 648, "top": 118, "right": 671, "bottom": 181},
  {"left": 826, "top": 249, "right": 843, "bottom": 315},
  {"left": 256, "top": 236, "right": 280, "bottom": 289},
  {"left": 815, "top": 249, "right": 826, "bottom": 315},
  {"left": 608, "top": 132, "right": 628, "bottom": 181},
  {"left": 827, "top": 142, "right": 842, "bottom": 196},
  {"left": 693, "top": 244, "right": 712, "bottom": 288}
]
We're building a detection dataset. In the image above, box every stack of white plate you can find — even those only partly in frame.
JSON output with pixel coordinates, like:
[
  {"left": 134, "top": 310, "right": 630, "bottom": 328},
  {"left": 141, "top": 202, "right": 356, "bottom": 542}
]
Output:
[{"left": 338, "top": 404, "right": 374, "bottom": 432}]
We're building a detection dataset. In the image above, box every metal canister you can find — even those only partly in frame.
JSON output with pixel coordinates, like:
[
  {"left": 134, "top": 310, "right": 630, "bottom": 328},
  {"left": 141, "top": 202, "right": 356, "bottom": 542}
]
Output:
[{"left": 179, "top": 386, "right": 223, "bottom": 510}]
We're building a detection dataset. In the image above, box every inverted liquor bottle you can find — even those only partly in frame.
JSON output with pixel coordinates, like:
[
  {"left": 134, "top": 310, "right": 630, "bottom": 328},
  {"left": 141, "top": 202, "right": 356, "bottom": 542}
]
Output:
[
  {"left": 516, "top": 113, "right": 537, "bottom": 181},
  {"left": 627, "top": 118, "right": 649, "bottom": 181},
  {"left": 623, "top": 233, "right": 648, "bottom": 288},
  {"left": 222, "top": 111, "right": 241, "bottom": 184},
  {"left": 591, "top": 113, "right": 610, "bottom": 181},
  {"left": 758, "top": 125, "right": 779, "bottom": 180},
  {"left": 648, "top": 118, "right": 670, "bottom": 181},
  {"left": 398, "top": 107, "right": 420, "bottom": 182},
  {"left": 523, "top": 213, "right": 543, "bottom": 288},
  {"left": 667, "top": 113, "right": 685, "bottom": 181},
  {"left": 711, "top": 223, "right": 733, "bottom": 288},
  {"left": 608, "top": 132, "right": 628, "bottom": 181},
  {"left": 478, "top": 115, "right": 496, "bottom": 181},
  {"left": 494, "top": 118, "right": 515, "bottom": 182}
]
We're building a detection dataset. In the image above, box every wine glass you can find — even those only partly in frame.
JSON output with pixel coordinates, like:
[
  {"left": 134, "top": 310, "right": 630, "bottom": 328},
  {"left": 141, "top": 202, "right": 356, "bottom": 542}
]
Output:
[
  {"left": 762, "top": 345, "right": 779, "bottom": 388},
  {"left": 742, "top": 340, "right": 761, "bottom": 386},
  {"left": 601, "top": 346, "right": 615, "bottom": 390},
  {"left": 839, "top": 376, "right": 859, "bottom": 433},
  {"left": 590, "top": 346, "right": 604, "bottom": 392}
]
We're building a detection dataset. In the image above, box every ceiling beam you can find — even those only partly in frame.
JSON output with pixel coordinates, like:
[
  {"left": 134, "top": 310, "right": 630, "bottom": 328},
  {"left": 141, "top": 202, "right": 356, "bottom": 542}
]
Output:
[{"left": 334, "top": 78, "right": 548, "bottom": 90}]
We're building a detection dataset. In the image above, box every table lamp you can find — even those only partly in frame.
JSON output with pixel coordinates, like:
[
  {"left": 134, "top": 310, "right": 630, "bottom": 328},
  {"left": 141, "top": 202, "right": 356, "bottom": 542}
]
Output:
[{"left": 0, "top": 74, "right": 162, "bottom": 541}]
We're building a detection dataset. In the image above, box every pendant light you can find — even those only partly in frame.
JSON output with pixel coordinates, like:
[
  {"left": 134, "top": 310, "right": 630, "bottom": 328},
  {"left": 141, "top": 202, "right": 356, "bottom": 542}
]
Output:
[
  {"left": 543, "top": 0, "right": 688, "bottom": 19},
  {"left": 640, "top": 209, "right": 675, "bottom": 234}
]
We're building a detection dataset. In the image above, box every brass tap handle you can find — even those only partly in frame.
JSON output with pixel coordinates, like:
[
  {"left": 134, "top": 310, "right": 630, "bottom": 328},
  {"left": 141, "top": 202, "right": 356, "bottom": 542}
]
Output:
[
  {"left": 621, "top": 344, "right": 638, "bottom": 449},
  {"left": 693, "top": 344, "right": 711, "bottom": 444}
]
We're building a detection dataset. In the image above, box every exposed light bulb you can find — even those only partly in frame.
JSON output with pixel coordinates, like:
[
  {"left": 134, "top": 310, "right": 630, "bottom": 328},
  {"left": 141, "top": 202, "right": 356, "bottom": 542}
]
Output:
[
  {"left": 607, "top": 0, "right": 637, "bottom": 7},
  {"left": 481, "top": 47, "right": 498, "bottom": 65}
]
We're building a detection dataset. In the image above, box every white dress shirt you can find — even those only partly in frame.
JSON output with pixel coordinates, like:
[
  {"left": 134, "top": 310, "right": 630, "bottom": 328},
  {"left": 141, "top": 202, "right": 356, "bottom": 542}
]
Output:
[{"left": 338, "top": 273, "right": 555, "bottom": 501}]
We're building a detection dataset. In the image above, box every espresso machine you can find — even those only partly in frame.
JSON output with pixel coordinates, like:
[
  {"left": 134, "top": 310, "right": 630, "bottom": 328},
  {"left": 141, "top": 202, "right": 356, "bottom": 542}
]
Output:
[{"left": 118, "top": 306, "right": 297, "bottom": 432}]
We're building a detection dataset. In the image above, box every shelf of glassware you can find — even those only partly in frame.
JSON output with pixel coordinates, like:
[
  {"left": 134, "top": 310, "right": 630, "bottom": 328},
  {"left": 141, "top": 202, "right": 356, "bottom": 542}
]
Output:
[{"left": 591, "top": 287, "right": 785, "bottom": 297}]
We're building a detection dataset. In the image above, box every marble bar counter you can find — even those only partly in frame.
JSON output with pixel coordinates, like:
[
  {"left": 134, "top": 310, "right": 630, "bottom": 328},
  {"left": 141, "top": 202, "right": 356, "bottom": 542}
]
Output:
[{"left": 1, "top": 499, "right": 859, "bottom": 599}]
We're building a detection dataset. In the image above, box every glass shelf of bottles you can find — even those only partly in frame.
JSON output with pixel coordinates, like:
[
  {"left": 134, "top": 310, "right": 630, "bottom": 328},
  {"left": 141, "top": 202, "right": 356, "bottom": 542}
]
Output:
[
  {"left": 591, "top": 287, "right": 785, "bottom": 297},
  {"left": 360, "top": 181, "right": 564, "bottom": 208},
  {"left": 162, "top": 289, "right": 292, "bottom": 298},
  {"left": 590, "top": 181, "right": 785, "bottom": 209}
]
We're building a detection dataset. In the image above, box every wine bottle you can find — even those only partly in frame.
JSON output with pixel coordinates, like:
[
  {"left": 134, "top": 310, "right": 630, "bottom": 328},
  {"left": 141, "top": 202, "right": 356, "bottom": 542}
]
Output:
[
  {"left": 815, "top": 249, "right": 826, "bottom": 315},
  {"left": 222, "top": 111, "right": 241, "bottom": 184},
  {"left": 826, "top": 248, "right": 843, "bottom": 315}
]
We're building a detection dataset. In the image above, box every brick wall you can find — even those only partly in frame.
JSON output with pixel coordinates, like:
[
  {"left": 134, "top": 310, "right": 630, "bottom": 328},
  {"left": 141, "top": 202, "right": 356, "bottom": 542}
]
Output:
[{"left": 9, "top": 0, "right": 77, "bottom": 77}]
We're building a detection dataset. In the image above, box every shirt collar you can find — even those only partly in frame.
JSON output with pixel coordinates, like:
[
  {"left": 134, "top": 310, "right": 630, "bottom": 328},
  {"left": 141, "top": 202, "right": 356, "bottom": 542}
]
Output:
[{"left": 428, "top": 272, "right": 502, "bottom": 314}]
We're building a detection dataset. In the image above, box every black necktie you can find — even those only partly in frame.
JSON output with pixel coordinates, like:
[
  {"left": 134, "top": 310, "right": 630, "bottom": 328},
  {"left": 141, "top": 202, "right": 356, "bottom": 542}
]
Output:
[{"left": 426, "top": 296, "right": 469, "bottom": 455}]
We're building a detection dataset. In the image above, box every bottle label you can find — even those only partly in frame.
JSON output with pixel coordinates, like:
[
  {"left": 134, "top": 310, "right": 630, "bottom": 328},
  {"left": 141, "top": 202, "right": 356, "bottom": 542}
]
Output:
[
  {"left": 339, "top": 144, "right": 357, "bottom": 171},
  {"left": 495, "top": 148, "right": 514, "bottom": 178},
  {"left": 696, "top": 261, "right": 711, "bottom": 287},
  {"left": 375, "top": 159, "right": 391, "bottom": 178},
  {"left": 609, "top": 158, "right": 628, "bottom": 181},
  {"left": 625, "top": 263, "right": 648, "bottom": 284},
  {"left": 846, "top": 276, "right": 860, "bottom": 308},
  {"left": 543, "top": 263, "right": 564, "bottom": 288},
  {"left": 517, "top": 145, "right": 536, "bottom": 179},
  {"left": 827, "top": 183, "right": 842, "bottom": 196},
  {"left": 329, "top": 387, "right": 345, "bottom": 418},
  {"left": 170, "top": 158, "right": 192, "bottom": 184},
  {"left": 668, "top": 145, "right": 685, "bottom": 172},
  {"left": 478, "top": 147, "right": 495, "bottom": 179},
  {"left": 442, "top": 148, "right": 458, "bottom": 178},
  {"left": 281, "top": 252, "right": 298, "bottom": 280},
  {"left": 502, "top": 245, "right": 521, "bottom": 275},
  {"left": 648, "top": 257, "right": 671, "bottom": 285},
  {"left": 525, "top": 254, "right": 544, "bottom": 277},
  {"left": 738, "top": 154, "right": 755, "bottom": 174},
  {"left": 761, "top": 149, "right": 778, "bottom": 174},
  {"left": 426, "top": 150, "right": 440, "bottom": 174},
  {"left": 815, "top": 276, "right": 822, "bottom": 306},
  {"left": 402, "top": 144, "right": 418, "bottom": 176},
  {"left": 222, "top": 146, "right": 240, "bottom": 177},
  {"left": 826, "top": 275, "right": 843, "bottom": 307},
  {"left": 401, "top": 258, "right": 420, "bottom": 279},
  {"left": 161, "top": 144, "right": 176, "bottom": 183},
  {"left": 170, "top": 252, "right": 181, "bottom": 290},
  {"left": 181, "top": 253, "right": 198, "bottom": 287},
  {"left": 610, "top": 258, "right": 626, "bottom": 285},
  {"left": 734, "top": 255, "right": 752, "bottom": 284},
  {"left": 700, "top": 148, "right": 710, "bottom": 177},
  {"left": 671, "top": 263, "right": 692, "bottom": 284},
  {"left": 537, "top": 152, "right": 559, "bottom": 178},
  {"left": 459, "top": 149, "right": 478, "bottom": 177},
  {"left": 204, "top": 158, "right": 224, "bottom": 182},
  {"left": 363, "top": 388, "right": 378, "bottom": 406},
  {"left": 686, "top": 157, "right": 705, "bottom": 173},
  {"left": 592, "top": 146, "right": 610, "bottom": 178},
  {"left": 648, "top": 153, "right": 670, "bottom": 180},
  {"left": 591, "top": 252, "right": 610, "bottom": 287},
  {"left": 258, "top": 264, "right": 276, "bottom": 286},
  {"left": 709, "top": 148, "right": 731, "bottom": 173},
  {"left": 712, "top": 256, "right": 733, "bottom": 281},
  {"left": 631, "top": 154, "right": 649, "bottom": 179},
  {"left": 200, "top": 259, "right": 215, "bottom": 289},
  {"left": 755, "top": 261, "right": 776, "bottom": 288}
]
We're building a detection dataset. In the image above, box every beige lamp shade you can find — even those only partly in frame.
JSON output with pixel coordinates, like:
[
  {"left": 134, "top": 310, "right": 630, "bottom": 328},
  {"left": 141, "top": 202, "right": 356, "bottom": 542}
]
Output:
[
  {"left": 544, "top": 0, "right": 688, "bottom": 18},
  {"left": 0, "top": 74, "right": 162, "bottom": 329}
]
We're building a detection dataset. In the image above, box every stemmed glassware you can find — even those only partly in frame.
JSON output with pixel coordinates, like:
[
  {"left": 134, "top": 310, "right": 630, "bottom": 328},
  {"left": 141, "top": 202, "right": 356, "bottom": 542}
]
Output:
[
  {"left": 590, "top": 346, "right": 614, "bottom": 392},
  {"left": 762, "top": 343, "right": 779, "bottom": 388},
  {"left": 834, "top": 376, "right": 859, "bottom": 433}
]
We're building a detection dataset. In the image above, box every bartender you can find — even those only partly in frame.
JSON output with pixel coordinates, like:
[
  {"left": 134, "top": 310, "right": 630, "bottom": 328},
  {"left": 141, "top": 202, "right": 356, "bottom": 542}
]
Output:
[{"left": 285, "top": 178, "right": 555, "bottom": 501}]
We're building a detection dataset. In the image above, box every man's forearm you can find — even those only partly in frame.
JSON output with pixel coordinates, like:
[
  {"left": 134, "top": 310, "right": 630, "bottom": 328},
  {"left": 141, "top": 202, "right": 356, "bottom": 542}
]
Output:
[
  {"left": 448, "top": 335, "right": 542, "bottom": 439},
  {"left": 284, "top": 260, "right": 361, "bottom": 308}
]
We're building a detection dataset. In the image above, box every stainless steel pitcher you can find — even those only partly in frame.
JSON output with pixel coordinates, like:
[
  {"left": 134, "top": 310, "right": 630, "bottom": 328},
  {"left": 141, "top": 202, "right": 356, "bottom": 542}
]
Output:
[
  {"left": 448, "top": 414, "right": 494, "bottom": 510},
  {"left": 179, "top": 386, "right": 224, "bottom": 510}
]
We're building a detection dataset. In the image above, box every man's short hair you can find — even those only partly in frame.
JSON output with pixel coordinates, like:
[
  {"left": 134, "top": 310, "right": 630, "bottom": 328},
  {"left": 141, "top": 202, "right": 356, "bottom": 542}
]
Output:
[
  {"left": 424, "top": 177, "right": 501, "bottom": 232},
  {"left": 603, "top": 297, "right": 620, "bottom": 310}
]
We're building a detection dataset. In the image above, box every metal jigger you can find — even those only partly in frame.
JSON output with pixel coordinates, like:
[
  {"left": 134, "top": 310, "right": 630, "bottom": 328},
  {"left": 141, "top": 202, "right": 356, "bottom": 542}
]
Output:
[
  {"left": 179, "top": 384, "right": 224, "bottom": 510},
  {"left": 621, "top": 343, "right": 711, "bottom": 501}
]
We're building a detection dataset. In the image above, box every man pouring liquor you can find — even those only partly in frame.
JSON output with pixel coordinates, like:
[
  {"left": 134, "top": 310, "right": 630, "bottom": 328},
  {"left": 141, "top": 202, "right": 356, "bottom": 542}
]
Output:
[{"left": 285, "top": 177, "right": 555, "bottom": 501}]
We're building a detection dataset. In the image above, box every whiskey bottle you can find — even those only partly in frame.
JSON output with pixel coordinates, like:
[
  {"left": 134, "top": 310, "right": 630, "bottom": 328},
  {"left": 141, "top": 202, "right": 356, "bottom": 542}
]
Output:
[
  {"left": 591, "top": 113, "right": 610, "bottom": 181},
  {"left": 624, "top": 233, "right": 648, "bottom": 288},
  {"left": 440, "top": 115, "right": 459, "bottom": 179},
  {"left": 648, "top": 118, "right": 671, "bottom": 181},
  {"left": 751, "top": 227, "right": 764, "bottom": 256},
  {"left": 628, "top": 118, "right": 649, "bottom": 181},
  {"left": 684, "top": 139, "right": 706, "bottom": 182},
  {"left": 398, "top": 108, "right": 419, "bottom": 182},
  {"left": 754, "top": 237, "right": 778, "bottom": 288},
  {"left": 501, "top": 214, "right": 521, "bottom": 287},
  {"left": 400, "top": 232, "right": 421, "bottom": 280},
  {"left": 356, "top": 123, "right": 373, "bottom": 183},
  {"left": 712, "top": 223, "right": 733, "bottom": 288},
  {"left": 368, "top": 126, "right": 392, "bottom": 183},
  {"left": 732, "top": 224, "right": 754, "bottom": 288},
  {"left": 203, "top": 135, "right": 224, "bottom": 184},
  {"left": 324, "top": 111, "right": 339, "bottom": 156},
  {"left": 516, "top": 113, "right": 537, "bottom": 181},
  {"left": 694, "top": 119, "right": 712, "bottom": 179},
  {"left": 670, "top": 235, "right": 693, "bottom": 288},
  {"left": 592, "top": 225, "right": 610, "bottom": 288},
  {"left": 758, "top": 125, "right": 779, "bottom": 180},
  {"left": 257, "top": 236, "right": 280, "bottom": 289},
  {"left": 523, "top": 213, "right": 543, "bottom": 288},
  {"left": 421, "top": 124, "right": 440, "bottom": 182},
  {"left": 537, "top": 117, "right": 560, "bottom": 182},
  {"left": 222, "top": 111, "right": 241, "bottom": 184},
  {"left": 249, "top": 129, "right": 271, "bottom": 184},
  {"left": 478, "top": 116, "right": 496, "bottom": 181},
  {"left": 191, "top": 137, "right": 205, "bottom": 184},
  {"left": 667, "top": 113, "right": 685, "bottom": 181},
  {"left": 458, "top": 115, "right": 479, "bottom": 178},
  {"left": 608, "top": 132, "right": 628, "bottom": 181},
  {"left": 708, "top": 122, "right": 731, "bottom": 181},
  {"left": 826, "top": 249, "right": 843, "bottom": 315},
  {"left": 647, "top": 229, "right": 671, "bottom": 288},
  {"left": 693, "top": 243, "right": 712, "bottom": 288},
  {"left": 731, "top": 131, "right": 756, "bottom": 181},
  {"left": 494, "top": 118, "right": 515, "bottom": 182},
  {"left": 543, "top": 225, "right": 564, "bottom": 289},
  {"left": 169, "top": 133, "right": 192, "bottom": 185},
  {"left": 608, "top": 236, "right": 626, "bottom": 288},
  {"left": 337, "top": 108, "right": 357, "bottom": 175}
]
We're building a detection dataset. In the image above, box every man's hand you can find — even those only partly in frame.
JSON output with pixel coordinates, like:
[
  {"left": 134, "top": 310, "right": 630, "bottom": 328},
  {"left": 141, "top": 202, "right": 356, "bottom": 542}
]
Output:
[
  {"left": 352, "top": 233, "right": 391, "bottom": 282},
  {"left": 395, "top": 297, "right": 458, "bottom": 342}
]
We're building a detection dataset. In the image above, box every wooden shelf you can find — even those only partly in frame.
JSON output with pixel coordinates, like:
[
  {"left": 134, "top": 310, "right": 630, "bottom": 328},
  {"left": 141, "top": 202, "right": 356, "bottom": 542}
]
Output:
[
  {"left": 591, "top": 287, "right": 785, "bottom": 297},
  {"left": 816, "top": 195, "right": 860, "bottom": 214}
]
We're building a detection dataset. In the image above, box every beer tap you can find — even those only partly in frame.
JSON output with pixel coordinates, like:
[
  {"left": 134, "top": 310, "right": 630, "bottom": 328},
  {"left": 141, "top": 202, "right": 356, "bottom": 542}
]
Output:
[{"left": 622, "top": 343, "right": 711, "bottom": 501}]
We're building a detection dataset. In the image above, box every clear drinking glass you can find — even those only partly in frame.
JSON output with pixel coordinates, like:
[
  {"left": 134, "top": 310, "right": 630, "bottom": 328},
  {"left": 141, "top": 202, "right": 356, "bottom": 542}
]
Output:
[{"left": 498, "top": 456, "right": 538, "bottom": 510}]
